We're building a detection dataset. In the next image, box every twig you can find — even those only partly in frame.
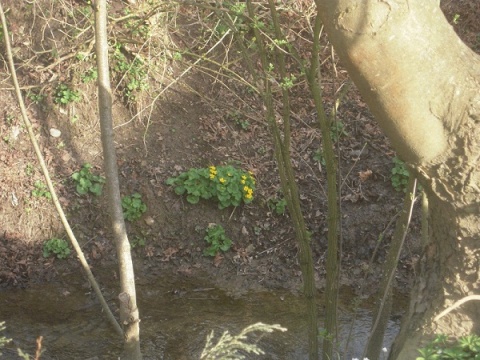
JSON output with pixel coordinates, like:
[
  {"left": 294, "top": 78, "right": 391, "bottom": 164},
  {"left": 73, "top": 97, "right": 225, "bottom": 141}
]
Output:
[
  {"left": 434, "top": 295, "right": 480, "bottom": 322},
  {"left": 34, "top": 336, "right": 43, "bottom": 360}
]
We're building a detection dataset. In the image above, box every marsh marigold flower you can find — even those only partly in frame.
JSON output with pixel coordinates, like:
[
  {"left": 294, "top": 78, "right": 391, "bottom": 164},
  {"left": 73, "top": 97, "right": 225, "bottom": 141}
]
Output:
[{"left": 209, "top": 165, "right": 217, "bottom": 179}]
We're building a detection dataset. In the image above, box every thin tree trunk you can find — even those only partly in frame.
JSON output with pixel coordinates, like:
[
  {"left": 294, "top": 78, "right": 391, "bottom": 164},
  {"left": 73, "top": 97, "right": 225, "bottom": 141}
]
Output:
[
  {"left": 245, "top": 1, "right": 319, "bottom": 357},
  {"left": 93, "top": 1, "right": 142, "bottom": 358},
  {"left": 364, "top": 178, "right": 417, "bottom": 360},
  {"left": 306, "top": 10, "right": 340, "bottom": 359}
]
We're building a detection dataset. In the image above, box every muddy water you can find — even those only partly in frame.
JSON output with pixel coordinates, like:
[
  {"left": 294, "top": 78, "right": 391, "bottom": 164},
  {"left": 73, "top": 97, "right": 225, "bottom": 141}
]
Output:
[{"left": 0, "top": 273, "right": 400, "bottom": 359}]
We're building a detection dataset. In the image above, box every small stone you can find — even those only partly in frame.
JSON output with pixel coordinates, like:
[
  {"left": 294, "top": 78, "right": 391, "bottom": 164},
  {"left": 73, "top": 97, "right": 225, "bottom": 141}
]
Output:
[
  {"left": 50, "top": 128, "right": 61, "bottom": 137},
  {"left": 144, "top": 216, "right": 155, "bottom": 226},
  {"left": 241, "top": 226, "right": 249, "bottom": 236}
]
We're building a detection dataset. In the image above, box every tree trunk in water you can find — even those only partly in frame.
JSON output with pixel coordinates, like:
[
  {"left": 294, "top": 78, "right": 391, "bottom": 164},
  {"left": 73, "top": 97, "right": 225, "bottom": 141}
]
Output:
[
  {"left": 316, "top": 0, "right": 480, "bottom": 358},
  {"left": 94, "top": 1, "right": 142, "bottom": 358}
]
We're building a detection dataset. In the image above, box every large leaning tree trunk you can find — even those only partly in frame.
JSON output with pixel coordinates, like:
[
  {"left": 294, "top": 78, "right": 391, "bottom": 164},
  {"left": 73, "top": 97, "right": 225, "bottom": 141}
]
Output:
[{"left": 316, "top": 1, "right": 480, "bottom": 359}]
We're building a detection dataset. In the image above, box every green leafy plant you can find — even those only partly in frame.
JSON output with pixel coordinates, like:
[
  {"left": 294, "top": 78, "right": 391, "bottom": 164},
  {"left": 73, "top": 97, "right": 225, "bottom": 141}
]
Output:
[
  {"left": 112, "top": 44, "right": 148, "bottom": 101},
  {"left": 5, "top": 114, "right": 14, "bottom": 125},
  {"left": 131, "top": 236, "right": 146, "bottom": 249},
  {"left": 268, "top": 197, "right": 287, "bottom": 215},
  {"left": 53, "top": 83, "right": 81, "bottom": 105},
  {"left": 236, "top": 118, "right": 250, "bottom": 130},
  {"left": 81, "top": 68, "right": 98, "bottom": 83},
  {"left": 173, "top": 51, "right": 183, "bottom": 61},
  {"left": 43, "top": 238, "right": 71, "bottom": 259},
  {"left": 227, "top": 111, "right": 250, "bottom": 130},
  {"left": 124, "top": 18, "right": 151, "bottom": 39},
  {"left": 214, "top": 2, "right": 247, "bottom": 37},
  {"left": 391, "top": 156, "right": 410, "bottom": 192},
  {"left": 313, "top": 149, "right": 326, "bottom": 167},
  {"left": 25, "top": 163, "right": 34, "bottom": 176},
  {"left": 280, "top": 74, "right": 296, "bottom": 90},
  {"left": 166, "top": 165, "right": 256, "bottom": 209},
  {"left": 330, "top": 120, "right": 348, "bottom": 142},
  {"left": 452, "top": 14, "right": 460, "bottom": 25},
  {"left": 122, "top": 193, "right": 147, "bottom": 221},
  {"left": 203, "top": 223, "right": 232, "bottom": 257},
  {"left": 27, "top": 91, "right": 45, "bottom": 104},
  {"left": 71, "top": 163, "right": 105, "bottom": 196},
  {"left": 32, "top": 180, "right": 52, "bottom": 200},
  {"left": 416, "top": 334, "right": 480, "bottom": 360}
]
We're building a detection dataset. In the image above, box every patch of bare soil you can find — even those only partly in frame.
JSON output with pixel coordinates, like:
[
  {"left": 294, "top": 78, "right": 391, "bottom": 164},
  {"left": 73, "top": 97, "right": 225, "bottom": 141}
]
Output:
[{"left": 1, "top": 0, "right": 478, "bottom": 304}]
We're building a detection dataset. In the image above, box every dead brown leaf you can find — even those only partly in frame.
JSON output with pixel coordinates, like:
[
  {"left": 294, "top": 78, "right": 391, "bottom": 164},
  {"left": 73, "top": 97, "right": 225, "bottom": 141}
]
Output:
[
  {"left": 213, "top": 253, "right": 223, "bottom": 267},
  {"left": 161, "top": 247, "right": 178, "bottom": 262},
  {"left": 145, "top": 245, "right": 155, "bottom": 258},
  {"left": 358, "top": 169, "right": 373, "bottom": 182}
]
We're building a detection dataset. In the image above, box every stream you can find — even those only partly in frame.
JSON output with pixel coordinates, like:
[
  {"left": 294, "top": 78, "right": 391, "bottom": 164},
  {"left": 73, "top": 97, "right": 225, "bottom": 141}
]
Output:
[{"left": 0, "top": 271, "right": 402, "bottom": 359}]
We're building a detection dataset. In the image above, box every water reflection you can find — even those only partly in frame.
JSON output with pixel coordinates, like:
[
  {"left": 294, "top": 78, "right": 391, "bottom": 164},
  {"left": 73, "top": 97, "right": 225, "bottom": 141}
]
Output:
[{"left": 0, "top": 274, "right": 401, "bottom": 359}]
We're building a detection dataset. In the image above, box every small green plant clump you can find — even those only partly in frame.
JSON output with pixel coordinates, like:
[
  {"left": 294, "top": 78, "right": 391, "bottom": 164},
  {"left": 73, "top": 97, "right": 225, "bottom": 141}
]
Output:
[
  {"left": 330, "top": 120, "right": 348, "bottom": 142},
  {"left": 166, "top": 165, "right": 256, "bottom": 209},
  {"left": 203, "top": 223, "right": 232, "bottom": 257},
  {"left": 27, "top": 91, "right": 45, "bottom": 104},
  {"left": 416, "top": 334, "right": 480, "bottom": 360},
  {"left": 122, "top": 193, "right": 147, "bottom": 221},
  {"left": 391, "top": 156, "right": 410, "bottom": 192},
  {"left": 214, "top": 2, "right": 247, "bottom": 37},
  {"left": 112, "top": 44, "right": 148, "bottom": 101},
  {"left": 131, "top": 236, "right": 146, "bottom": 249},
  {"left": 53, "top": 83, "right": 81, "bottom": 105},
  {"left": 32, "top": 180, "right": 52, "bottom": 200},
  {"left": 267, "top": 197, "right": 287, "bottom": 215},
  {"left": 72, "top": 163, "right": 105, "bottom": 196},
  {"left": 81, "top": 68, "right": 98, "bottom": 83},
  {"left": 43, "top": 238, "right": 71, "bottom": 259},
  {"left": 228, "top": 111, "right": 250, "bottom": 131},
  {"left": 313, "top": 149, "right": 326, "bottom": 167}
]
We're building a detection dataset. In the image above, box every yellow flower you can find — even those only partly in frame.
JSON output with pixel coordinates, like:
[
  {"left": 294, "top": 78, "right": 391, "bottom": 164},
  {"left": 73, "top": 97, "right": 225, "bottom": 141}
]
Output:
[
  {"left": 241, "top": 175, "right": 247, "bottom": 180},
  {"left": 243, "top": 186, "right": 249, "bottom": 192},
  {"left": 240, "top": 179, "right": 246, "bottom": 184},
  {"left": 219, "top": 177, "right": 226, "bottom": 184},
  {"left": 227, "top": 173, "right": 232, "bottom": 177},
  {"left": 245, "top": 193, "right": 253, "bottom": 199},
  {"left": 209, "top": 173, "right": 215, "bottom": 179}
]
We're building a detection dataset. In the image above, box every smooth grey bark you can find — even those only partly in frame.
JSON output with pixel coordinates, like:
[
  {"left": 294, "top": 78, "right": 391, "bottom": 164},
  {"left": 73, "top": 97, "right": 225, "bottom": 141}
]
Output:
[
  {"left": 316, "top": 0, "right": 480, "bottom": 359},
  {"left": 93, "top": 1, "right": 142, "bottom": 358}
]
